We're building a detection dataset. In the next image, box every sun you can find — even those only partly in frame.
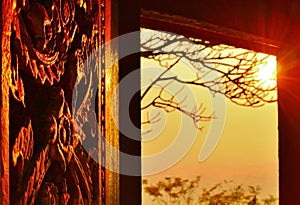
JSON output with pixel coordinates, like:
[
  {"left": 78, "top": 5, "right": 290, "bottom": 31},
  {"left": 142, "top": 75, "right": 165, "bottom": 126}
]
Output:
[{"left": 256, "top": 56, "right": 277, "bottom": 88}]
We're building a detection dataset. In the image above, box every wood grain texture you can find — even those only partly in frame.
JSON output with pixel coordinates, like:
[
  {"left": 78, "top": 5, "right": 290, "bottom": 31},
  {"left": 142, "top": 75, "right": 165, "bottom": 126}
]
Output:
[{"left": 0, "top": 0, "right": 12, "bottom": 203}]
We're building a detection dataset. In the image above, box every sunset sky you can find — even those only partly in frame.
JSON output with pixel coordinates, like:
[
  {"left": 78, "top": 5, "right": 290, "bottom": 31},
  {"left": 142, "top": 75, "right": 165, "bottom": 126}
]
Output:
[{"left": 141, "top": 46, "right": 278, "bottom": 204}]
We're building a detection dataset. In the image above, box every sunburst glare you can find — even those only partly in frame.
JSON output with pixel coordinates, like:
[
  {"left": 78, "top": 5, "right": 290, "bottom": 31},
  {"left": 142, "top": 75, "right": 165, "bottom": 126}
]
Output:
[{"left": 256, "top": 56, "right": 277, "bottom": 88}]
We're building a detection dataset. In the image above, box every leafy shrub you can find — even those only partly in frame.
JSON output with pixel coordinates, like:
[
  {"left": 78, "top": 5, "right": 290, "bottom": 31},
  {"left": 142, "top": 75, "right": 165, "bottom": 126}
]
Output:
[{"left": 143, "top": 176, "right": 277, "bottom": 205}]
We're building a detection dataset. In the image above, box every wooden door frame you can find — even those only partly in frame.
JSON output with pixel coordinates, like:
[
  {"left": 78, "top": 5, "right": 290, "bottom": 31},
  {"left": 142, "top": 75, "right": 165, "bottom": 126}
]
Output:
[{"left": 140, "top": 2, "right": 300, "bottom": 204}]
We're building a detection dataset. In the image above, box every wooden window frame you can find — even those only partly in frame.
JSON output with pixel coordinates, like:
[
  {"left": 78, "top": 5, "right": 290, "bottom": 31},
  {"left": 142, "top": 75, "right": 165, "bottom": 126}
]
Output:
[{"left": 140, "top": 4, "right": 300, "bottom": 205}]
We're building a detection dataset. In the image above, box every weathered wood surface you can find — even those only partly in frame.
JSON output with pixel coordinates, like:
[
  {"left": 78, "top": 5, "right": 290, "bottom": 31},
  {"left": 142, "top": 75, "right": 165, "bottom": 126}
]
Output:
[{"left": 1, "top": 0, "right": 12, "bottom": 203}]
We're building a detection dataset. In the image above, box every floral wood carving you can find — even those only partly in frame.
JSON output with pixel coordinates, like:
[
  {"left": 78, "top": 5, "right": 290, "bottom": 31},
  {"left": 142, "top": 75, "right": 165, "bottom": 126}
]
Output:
[
  {"left": 12, "top": 0, "right": 77, "bottom": 85},
  {"left": 9, "top": 0, "right": 103, "bottom": 204}
]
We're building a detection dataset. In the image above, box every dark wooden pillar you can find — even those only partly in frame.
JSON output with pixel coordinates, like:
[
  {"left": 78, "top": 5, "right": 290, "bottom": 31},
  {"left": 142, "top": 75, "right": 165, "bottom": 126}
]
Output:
[
  {"left": 278, "top": 47, "right": 300, "bottom": 204},
  {"left": 0, "top": 0, "right": 11, "bottom": 203},
  {"left": 277, "top": 2, "right": 300, "bottom": 203},
  {"left": 119, "top": 0, "right": 141, "bottom": 204}
]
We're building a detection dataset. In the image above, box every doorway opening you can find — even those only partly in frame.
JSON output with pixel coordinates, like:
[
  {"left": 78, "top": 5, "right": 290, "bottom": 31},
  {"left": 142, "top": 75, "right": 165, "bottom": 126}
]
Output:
[{"left": 141, "top": 29, "right": 278, "bottom": 205}]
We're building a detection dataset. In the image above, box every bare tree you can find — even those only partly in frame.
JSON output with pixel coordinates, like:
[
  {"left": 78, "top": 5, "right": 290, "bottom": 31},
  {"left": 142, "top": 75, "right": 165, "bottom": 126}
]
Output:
[{"left": 140, "top": 29, "right": 277, "bottom": 129}]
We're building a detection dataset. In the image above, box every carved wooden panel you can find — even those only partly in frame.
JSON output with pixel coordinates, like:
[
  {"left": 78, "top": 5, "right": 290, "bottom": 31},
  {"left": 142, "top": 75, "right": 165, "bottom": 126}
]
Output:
[{"left": 3, "top": 0, "right": 107, "bottom": 204}]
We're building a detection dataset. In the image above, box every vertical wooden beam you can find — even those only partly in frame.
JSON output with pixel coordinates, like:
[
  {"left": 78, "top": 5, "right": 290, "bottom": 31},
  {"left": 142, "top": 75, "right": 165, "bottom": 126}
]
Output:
[
  {"left": 278, "top": 46, "right": 300, "bottom": 204},
  {"left": 104, "top": 0, "right": 120, "bottom": 204},
  {"left": 277, "top": 3, "right": 300, "bottom": 202},
  {"left": 119, "top": 0, "right": 141, "bottom": 204},
  {"left": 0, "top": 0, "right": 11, "bottom": 204},
  {"left": 99, "top": 1, "right": 106, "bottom": 204}
]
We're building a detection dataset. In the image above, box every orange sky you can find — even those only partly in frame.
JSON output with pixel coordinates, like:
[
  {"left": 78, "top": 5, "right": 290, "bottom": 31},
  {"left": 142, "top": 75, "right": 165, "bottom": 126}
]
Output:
[{"left": 141, "top": 56, "right": 278, "bottom": 204}]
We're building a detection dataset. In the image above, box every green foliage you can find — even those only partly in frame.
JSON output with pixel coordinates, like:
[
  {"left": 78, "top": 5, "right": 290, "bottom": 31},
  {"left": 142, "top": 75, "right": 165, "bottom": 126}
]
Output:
[{"left": 143, "top": 177, "right": 278, "bottom": 205}]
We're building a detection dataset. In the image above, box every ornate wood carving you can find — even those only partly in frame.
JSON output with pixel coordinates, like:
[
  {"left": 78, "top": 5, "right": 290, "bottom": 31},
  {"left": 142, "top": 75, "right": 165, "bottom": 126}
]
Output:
[{"left": 8, "top": 0, "right": 105, "bottom": 204}]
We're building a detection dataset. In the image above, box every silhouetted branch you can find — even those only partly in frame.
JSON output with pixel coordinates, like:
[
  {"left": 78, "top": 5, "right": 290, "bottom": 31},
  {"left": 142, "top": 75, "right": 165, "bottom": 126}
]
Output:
[{"left": 141, "top": 29, "right": 277, "bottom": 130}]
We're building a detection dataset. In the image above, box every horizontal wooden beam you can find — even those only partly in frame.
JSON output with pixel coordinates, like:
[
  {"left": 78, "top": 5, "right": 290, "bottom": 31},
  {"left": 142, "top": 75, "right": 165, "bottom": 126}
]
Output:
[{"left": 141, "top": 9, "right": 279, "bottom": 55}]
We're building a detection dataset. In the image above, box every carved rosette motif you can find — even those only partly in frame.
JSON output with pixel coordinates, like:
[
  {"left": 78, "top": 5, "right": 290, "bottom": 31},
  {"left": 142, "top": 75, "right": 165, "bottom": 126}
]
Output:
[{"left": 9, "top": 0, "right": 103, "bottom": 204}]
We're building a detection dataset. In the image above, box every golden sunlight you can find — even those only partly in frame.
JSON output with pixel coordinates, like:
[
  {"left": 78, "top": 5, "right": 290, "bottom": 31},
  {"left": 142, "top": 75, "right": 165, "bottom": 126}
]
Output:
[
  {"left": 141, "top": 30, "right": 279, "bottom": 204},
  {"left": 256, "top": 56, "right": 277, "bottom": 88}
]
